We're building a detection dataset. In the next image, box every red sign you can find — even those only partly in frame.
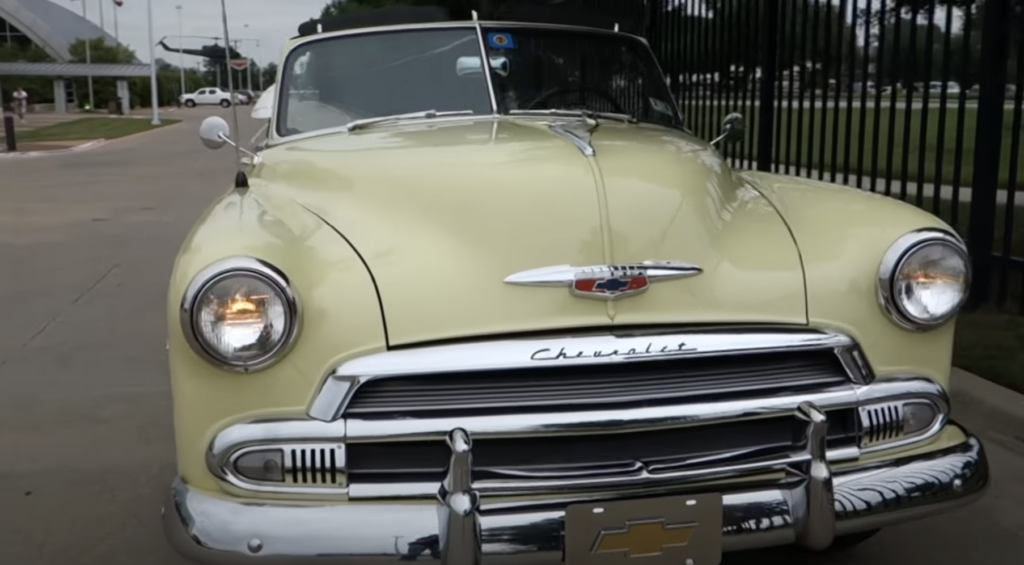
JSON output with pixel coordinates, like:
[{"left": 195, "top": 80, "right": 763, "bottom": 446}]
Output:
[{"left": 229, "top": 59, "right": 249, "bottom": 70}]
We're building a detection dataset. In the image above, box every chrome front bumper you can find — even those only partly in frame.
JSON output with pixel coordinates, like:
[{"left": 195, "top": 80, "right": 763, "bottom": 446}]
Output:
[{"left": 164, "top": 424, "right": 987, "bottom": 564}]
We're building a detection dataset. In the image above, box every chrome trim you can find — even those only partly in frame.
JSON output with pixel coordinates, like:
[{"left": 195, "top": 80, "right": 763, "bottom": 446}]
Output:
[
  {"left": 212, "top": 376, "right": 949, "bottom": 496},
  {"left": 877, "top": 228, "right": 971, "bottom": 331},
  {"left": 546, "top": 122, "right": 596, "bottom": 157},
  {"left": 218, "top": 443, "right": 347, "bottom": 494},
  {"left": 791, "top": 402, "right": 835, "bottom": 550},
  {"left": 308, "top": 328, "right": 858, "bottom": 422},
  {"left": 437, "top": 429, "right": 481, "bottom": 564},
  {"left": 472, "top": 19, "right": 499, "bottom": 114},
  {"left": 503, "top": 260, "right": 703, "bottom": 288},
  {"left": 858, "top": 397, "right": 948, "bottom": 453},
  {"left": 179, "top": 256, "right": 301, "bottom": 373},
  {"left": 164, "top": 428, "right": 988, "bottom": 563}
]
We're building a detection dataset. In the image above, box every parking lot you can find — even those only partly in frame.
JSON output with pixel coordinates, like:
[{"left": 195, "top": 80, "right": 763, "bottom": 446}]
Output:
[{"left": 0, "top": 106, "right": 1021, "bottom": 564}]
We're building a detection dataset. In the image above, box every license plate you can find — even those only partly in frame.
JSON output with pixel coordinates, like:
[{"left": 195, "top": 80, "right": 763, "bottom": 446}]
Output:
[{"left": 564, "top": 493, "right": 723, "bottom": 565}]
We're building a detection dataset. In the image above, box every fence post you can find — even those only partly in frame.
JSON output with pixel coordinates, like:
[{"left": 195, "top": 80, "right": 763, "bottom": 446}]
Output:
[
  {"left": 967, "top": 0, "right": 1012, "bottom": 305},
  {"left": 756, "top": 0, "right": 780, "bottom": 172},
  {"left": 2, "top": 103, "right": 15, "bottom": 152}
]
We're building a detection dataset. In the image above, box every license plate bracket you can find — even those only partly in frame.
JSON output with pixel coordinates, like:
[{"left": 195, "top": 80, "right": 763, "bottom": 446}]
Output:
[{"left": 564, "top": 493, "right": 723, "bottom": 565}]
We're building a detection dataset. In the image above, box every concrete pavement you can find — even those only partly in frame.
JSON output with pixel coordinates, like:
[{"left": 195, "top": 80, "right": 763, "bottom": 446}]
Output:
[{"left": 0, "top": 106, "right": 1021, "bottom": 564}]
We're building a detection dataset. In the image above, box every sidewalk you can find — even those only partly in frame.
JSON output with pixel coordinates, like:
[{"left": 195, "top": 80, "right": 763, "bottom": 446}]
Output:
[
  {"left": 9, "top": 108, "right": 178, "bottom": 132},
  {"left": 952, "top": 367, "right": 1024, "bottom": 434},
  {"left": 740, "top": 162, "right": 1021, "bottom": 206}
]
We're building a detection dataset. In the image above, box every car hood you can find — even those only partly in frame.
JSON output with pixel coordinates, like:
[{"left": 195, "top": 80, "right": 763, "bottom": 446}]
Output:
[{"left": 254, "top": 118, "right": 806, "bottom": 346}]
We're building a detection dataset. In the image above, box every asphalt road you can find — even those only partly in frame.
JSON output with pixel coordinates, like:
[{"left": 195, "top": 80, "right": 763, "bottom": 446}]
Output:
[{"left": 0, "top": 107, "right": 1022, "bottom": 565}]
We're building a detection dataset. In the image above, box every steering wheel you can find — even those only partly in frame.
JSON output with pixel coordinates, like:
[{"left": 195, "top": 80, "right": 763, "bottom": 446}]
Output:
[{"left": 524, "top": 86, "right": 629, "bottom": 115}]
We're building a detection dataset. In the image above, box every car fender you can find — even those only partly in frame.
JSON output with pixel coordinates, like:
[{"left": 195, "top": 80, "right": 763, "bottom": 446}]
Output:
[
  {"left": 166, "top": 183, "right": 385, "bottom": 491},
  {"left": 743, "top": 171, "right": 961, "bottom": 389}
]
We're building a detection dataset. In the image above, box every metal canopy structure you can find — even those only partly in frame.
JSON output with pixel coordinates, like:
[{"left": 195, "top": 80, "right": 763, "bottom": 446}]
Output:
[
  {"left": 0, "top": 61, "right": 150, "bottom": 78},
  {"left": 0, "top": 0, "right": 133, "bottom": 62}
]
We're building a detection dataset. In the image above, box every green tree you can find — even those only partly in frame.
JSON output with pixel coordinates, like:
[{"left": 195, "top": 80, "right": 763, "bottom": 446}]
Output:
[
  {"left": 68, "top": 37, "right": 137, "bottom": 109},
  {"left": 0, "top": 43, "right": 54, "bottom": 105},
  {"left": 261, "top": 62, "right": 279, "bottom": 89}
]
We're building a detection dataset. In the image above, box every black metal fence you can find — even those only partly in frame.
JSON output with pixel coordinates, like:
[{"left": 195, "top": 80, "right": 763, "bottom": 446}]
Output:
[{"left": 624, "top": 0, "right": 1024, "bottom": 313}]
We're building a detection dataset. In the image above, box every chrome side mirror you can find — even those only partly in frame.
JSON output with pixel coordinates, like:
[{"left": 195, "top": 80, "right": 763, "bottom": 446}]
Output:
[
  {"left": 199, "top": 116, "right": 232, "bottom": 150},
  {"left": 711, "top": 112, "right": 745, "bottom": 147}
]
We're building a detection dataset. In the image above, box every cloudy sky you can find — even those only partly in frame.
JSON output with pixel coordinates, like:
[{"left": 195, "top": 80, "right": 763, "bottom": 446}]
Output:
[{"left": 55, "top": 0, "right": 331, "bottom": 66}]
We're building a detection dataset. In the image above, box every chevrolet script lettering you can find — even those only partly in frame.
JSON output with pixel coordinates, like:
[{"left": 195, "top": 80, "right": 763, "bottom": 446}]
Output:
[
  {"left": 530, "top": 341, "right": 695, "bottom": 361},
  {"left": 503, "top": 261, "right": 703, "bottom": 301}
]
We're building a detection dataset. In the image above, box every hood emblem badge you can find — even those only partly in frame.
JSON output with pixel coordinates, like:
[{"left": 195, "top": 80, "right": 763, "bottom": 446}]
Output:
[{"left": 504, "top": 261, "right": 703, "bottom": 300}]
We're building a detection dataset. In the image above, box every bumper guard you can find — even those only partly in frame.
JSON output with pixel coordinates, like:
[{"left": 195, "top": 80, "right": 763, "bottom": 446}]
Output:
[{"left": 164, "top": 409, "right": 988, "bottom": 564}]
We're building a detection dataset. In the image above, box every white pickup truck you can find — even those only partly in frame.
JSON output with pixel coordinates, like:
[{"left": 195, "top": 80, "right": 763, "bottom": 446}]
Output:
[{"left": 180, "top": 87, "right": 240, "bottom": 108}]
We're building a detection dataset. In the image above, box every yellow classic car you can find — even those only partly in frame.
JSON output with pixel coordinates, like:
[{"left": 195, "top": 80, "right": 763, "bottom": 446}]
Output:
[{"left": 163, "top": 8, "right": 988, "bottom": 565}]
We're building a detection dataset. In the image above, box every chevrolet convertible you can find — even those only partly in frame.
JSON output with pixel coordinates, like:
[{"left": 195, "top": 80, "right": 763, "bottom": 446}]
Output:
[{"left": 164, "top": 7, "right": 988, "bottom": 564}]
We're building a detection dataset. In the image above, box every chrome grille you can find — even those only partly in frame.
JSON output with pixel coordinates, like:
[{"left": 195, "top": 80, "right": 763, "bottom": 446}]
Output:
[
  {"left": 859, "top": 402, "right": 905, "bottom": 447},
  {"left": 346, "top": 409, "right": 860, "bottom": 483},
  {"left": 343, "top": 350, "right": 850, "bottom": 417},
  {"left": 284, "top": 446, "right": 346, "bottom": 487}
]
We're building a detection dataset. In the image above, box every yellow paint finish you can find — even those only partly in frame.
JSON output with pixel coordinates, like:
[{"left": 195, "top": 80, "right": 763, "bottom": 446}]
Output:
[
  {"left": 257, "top": 119, "right": 614, "bottom": 345},
  {"left": 590, "top": 124, "right": 806, "bottom": 325},
  {"left": 170, "top": 115, "right": 967, "bottom": 492},
  {"left": 256, "top": 118, "right": 807, "bottom": 346},
  {"left": 166, "top": 187, "right": 386, "bottom": 491},
  {"left": 745, "top": 172, "right": 959, "bottom": 388}
]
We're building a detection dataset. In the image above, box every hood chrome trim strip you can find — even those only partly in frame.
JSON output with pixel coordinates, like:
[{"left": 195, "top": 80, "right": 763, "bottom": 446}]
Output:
[{"left": 547, "top": 122, "right": 596, "bottom": 157}]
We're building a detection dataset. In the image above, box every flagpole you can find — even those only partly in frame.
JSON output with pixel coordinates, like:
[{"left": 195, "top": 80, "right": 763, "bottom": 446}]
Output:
[
  {"left": 74, "top": 0, "right": 95, "bottom": 110},
  {"left": 98, "top": 0, "right": 105, "bottom": 33},
  {"left": 148, "top": 0, "right": 161, "bottom": 125},
  {"left": 113, "top": 1, "right": 120, "bottom": 42},
  {"left": 220, "top": 0, "right": 242, "bottom": 166},
  {"left": 177, "top": 6, "right": 185, "bottom": 98}
]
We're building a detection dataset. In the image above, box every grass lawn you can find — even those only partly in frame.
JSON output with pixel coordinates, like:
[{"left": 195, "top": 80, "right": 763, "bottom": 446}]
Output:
[
  {"left": 687, "top": 104, "right": 1024, "bottom": 189},
  {"left": 3, "top": 117, "right": 179, "bottom": 143},
  {"left": 954, "top": 309, "right": 1024, "bottom": 394}
]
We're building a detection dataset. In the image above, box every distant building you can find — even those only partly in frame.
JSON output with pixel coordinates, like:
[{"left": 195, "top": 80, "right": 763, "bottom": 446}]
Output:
[
  {"left": 0, "top": 0, "right": 137, "bottom": 62},
  {"left": 0, "top": 0, "right": 149, "bottom": 113}
]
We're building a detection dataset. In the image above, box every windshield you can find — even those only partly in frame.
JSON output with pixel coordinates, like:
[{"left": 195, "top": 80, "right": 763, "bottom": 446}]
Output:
[
  {"left": 276, "top": 24, "right": 682, "bottom": 137},
  {"left": 482, "top": 26, "right": 681, "bottom": 128},
  {"left": 277, "top": 28, "right": 492, "bottom": 136}
]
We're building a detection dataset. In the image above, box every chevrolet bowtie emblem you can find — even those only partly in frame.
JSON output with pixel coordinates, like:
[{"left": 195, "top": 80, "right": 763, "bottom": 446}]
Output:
[
  {"left": 592, "top": 519, "right": 697, "bottom": 557},
  {"left": 503, "top": 261, "right": 703, "bottom": 301}
]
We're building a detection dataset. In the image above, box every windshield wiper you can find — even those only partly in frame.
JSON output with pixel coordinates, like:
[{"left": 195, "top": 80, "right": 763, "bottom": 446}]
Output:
[
  {"left": 345, "top": 109, "right": 475, "bottom": 132},
  {"left": 509, "top": 109, "right": 637, "bottom": 124}
]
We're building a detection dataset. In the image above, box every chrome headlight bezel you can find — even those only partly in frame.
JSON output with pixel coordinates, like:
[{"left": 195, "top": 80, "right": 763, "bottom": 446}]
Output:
[
  {"left": 877, "top": 229, "right": 971, "bottom": 331},
  {"left": 180, "top": 257, "right": 301, "bottom": 372}
]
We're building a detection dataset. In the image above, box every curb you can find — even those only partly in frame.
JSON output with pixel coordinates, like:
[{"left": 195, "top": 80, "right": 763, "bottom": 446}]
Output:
[
  {"left": 951, "top": 366, "right": 1024, "bottom": 434},
  {"left": 0, "top": 138, "right": 107, "bottom": 159}
]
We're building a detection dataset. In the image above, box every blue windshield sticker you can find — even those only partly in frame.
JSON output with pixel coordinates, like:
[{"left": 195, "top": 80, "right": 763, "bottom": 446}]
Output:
[{"left": 487, "top": 32, "right": 516, "bottom": 49}]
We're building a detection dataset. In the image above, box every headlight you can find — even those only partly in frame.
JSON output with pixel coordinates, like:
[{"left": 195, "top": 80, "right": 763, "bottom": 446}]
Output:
[
  {"left": 877, "top": 229, "right": 970, "bottom": 330},
  {"left": 180, "top": 257, "right": 300, "bottom": 371}
]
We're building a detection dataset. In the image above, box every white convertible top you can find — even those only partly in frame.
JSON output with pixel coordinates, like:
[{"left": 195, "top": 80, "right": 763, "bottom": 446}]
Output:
[{"left": 251, "top": 84, "right": 276, "bottom": 120}]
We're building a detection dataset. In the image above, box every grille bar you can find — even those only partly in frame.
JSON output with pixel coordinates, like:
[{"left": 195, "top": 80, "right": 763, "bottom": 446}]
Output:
[
  {"left": 344, "top": 350, "right": 850, "bottom": 417},
  {"left": 346, "top": 409, "right": 860, "bottom": 482}
]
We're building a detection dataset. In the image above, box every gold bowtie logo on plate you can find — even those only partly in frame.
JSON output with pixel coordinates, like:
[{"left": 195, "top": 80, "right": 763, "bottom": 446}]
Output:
[{"left": 592, "top": 519, "right": 698, "bottom": 557}]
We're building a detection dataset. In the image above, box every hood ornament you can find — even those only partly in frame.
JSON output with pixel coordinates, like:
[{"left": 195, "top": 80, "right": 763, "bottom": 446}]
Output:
[{"left": 504, "top": 261, "right": 703, "bottom": 300}]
